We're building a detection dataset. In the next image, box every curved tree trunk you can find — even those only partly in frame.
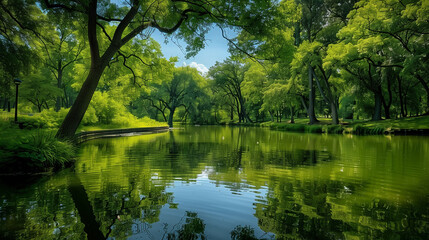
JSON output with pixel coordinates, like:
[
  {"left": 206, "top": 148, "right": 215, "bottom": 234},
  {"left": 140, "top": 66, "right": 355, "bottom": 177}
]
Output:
[
  {"left": 168, "top": 107, "right": 176, "bottom": 128},
  {"left": 56, "top": 65, "right": 106, "bottom": 139}
]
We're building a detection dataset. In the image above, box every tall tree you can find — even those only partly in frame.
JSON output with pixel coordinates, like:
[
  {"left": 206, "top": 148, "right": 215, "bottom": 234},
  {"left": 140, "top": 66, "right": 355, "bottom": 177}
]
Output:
[
  {"left": 209, "top": 60, "right": 251, "bottom": 123},
  {"left": 144, "top": 67, "right": 206, "bottom": 127},
  {"left": 33, "top": 0, "right": 278, "bottom": 139},
  {"left": 39, "top": 17, "right": 84, "bottom": 111}
]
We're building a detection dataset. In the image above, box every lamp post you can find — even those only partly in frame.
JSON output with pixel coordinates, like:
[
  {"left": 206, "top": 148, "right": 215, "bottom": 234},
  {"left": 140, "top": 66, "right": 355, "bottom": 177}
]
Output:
[{"left": 14, "top": 78, "right": 22, "bottom": 123}]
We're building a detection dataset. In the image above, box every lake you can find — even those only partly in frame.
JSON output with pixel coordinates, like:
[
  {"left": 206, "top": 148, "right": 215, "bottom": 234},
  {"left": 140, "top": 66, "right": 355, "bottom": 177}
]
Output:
[{"left": 1, "top": 126, "right": 428, "bottom": 239}]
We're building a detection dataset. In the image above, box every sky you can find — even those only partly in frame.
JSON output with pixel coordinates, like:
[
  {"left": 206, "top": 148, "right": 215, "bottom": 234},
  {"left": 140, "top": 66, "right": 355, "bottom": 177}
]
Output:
[{"left": 150, "top": 27, "right": 235, "bottom": 75}]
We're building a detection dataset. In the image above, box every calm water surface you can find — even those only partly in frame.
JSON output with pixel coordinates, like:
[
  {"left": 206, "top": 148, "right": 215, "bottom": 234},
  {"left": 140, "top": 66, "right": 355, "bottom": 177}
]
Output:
[{"left": 1, "top": 126, "right": 429, "bottom": 239}]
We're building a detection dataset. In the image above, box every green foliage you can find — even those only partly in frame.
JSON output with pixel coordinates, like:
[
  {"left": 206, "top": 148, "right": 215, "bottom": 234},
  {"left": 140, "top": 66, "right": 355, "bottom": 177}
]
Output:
[
  {"left": 20, "top": 68, "right": 62, "bottom": 112},
  {"left": 0, "top": 130, "right": 75, "bottom": 173},
  {"left": 39, "top": 108, "right": 69, "bottom": 128},
  {"left": 18, "top": 115, "right": 47, "bottom": 129},
  {"left": 272, "top": 123, "right": 306, "bottom": 132},
  {"left": 326, "top": 125, "right": 344, "bottom": 134},
  {"left": 306, "top": 125, "right": 323, "bottom": 133},
  {"left": 352, "top": 125, "right": 385, "bottom": 135},
  {"left": 16, "top": 109, "right": 69, "bottom": 129},
  {"left": 18, "top": 131, "right": 74, "bottom": 168}
]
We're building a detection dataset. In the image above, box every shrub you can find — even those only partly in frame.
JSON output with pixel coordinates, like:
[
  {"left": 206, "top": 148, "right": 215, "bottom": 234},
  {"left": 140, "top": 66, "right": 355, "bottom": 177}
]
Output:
[
  {"left": 352, "top": 124, "right": 385, "bottom": 135},
  {"left": 0, "top": 131, "right": 75, "bottom": 173},
  {"left": 327, "top": 125, "right": 344, "bottom": 134},
  {"left": 18, "top": 131, "right": 75, "bottom": 168},
  {"left": 18, "top": 115, "right": 46, "bottom": 129},
  {"left": 39, "top": 108, "right": 69, "bottom": 128},
  {"left": 306, "top": 125, "right": 323, "bottom": 133},
  {"left": 276, "top": 124, "right": 306, "bottom": 132},
  {"left": 82, "top": 106, "right": 98, "bottom": 125}
]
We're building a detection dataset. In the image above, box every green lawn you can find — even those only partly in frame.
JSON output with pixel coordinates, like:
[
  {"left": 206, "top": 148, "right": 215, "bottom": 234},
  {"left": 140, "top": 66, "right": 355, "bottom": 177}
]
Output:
[
  {"left": 262, "top": 115, "right": 429, "bottom": 135},
  {"left": 348, "top": 116, "right": 429, "bottom": 130},
  {"left": 267, "top": 116, "right": 429, "bottom": 130},
  {"left": 77, "top": 118, "right": 168, "bottom": 132}
]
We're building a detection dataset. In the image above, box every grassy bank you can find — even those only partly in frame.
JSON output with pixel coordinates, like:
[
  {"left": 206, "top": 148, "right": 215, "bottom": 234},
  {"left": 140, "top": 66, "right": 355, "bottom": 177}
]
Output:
[
  {"left": 77, "top": 117, "right": 168, "bottom": 132},
  {"left": 0, "top": 111, "right": 167, "bottom": 174},
  {"left": 261, "top": 116, "right": 429, "bottom": 135},
  {"left": 0, "top": 122, "right": 75, "bottom": 174}
]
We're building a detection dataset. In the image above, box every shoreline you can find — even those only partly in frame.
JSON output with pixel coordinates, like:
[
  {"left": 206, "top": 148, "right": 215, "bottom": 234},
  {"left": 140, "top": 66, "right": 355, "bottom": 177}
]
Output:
[{"left": 75, "top": 126, "right": 170, "bottom": 143}]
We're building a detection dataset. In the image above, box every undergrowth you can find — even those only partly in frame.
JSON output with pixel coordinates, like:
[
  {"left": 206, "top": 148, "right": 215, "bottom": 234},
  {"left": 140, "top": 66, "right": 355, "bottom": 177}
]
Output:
[{"left": 0, "top": 131, "right": 75, "bottom": 173}]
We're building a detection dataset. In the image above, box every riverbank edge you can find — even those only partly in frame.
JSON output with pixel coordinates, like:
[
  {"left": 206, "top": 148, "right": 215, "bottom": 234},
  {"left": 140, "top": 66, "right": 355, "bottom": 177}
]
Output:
[
  {"left": 74, "top": 126, "right": 170, "bottom": 143},
  {"left": 0, "top": 126, "right": 170, "bottom": 176},
  {"left": 225, "top": 122, "right": 429, "bottom": 136}
]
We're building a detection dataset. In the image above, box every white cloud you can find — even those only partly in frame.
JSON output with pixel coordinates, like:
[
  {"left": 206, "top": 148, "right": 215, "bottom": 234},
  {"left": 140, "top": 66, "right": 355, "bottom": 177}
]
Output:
[{"left": 183, "top": 62, "right": 209, "bottom": 76}]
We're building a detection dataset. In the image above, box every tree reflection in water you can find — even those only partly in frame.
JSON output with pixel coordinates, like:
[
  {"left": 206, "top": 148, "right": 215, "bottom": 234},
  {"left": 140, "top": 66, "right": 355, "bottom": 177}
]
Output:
[{"left": 1, "top": 126, "right": 429, "bottom": 239}]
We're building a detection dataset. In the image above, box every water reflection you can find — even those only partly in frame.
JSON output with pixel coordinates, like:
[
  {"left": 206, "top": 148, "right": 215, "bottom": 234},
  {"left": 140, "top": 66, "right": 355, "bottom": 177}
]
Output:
[{"left": 1, "top": 126, "right": 428, "bottom": 239}]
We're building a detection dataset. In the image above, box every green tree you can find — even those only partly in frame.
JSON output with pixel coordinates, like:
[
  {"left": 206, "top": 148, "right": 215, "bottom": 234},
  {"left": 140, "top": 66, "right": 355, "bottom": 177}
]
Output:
[
  {"left": 209, "top": 60, "right": 252, "bottom": 123},
  {"left": 22, "top": 0, "right": 280, "bottom": 139},
  {"left": 38, "top": 18, "right": 84, "bottom": 111},
  {"left": 242, "top": 62, "right": 268, "bottom": 122},
  {"left": 20, "top": 69, "right": 62, "bottom": 112},
  {"left": 144, "top": 66, "right": 206, "bottom": 127}
]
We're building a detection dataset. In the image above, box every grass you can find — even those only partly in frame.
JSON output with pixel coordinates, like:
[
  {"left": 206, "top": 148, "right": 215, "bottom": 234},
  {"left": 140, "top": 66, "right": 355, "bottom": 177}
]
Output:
[
  {"left": 77, "top": 116, "right": 168, "bottom": 132},
  {"left": 0, "top": 111, "right": 167, "bottom": 174},
  {"left": 261, "top": 115, "right": 429, "bottom": 135},
  {"left": 348, "top": 116, "right": 429, "bottom": 130},
  {"left": 0, "top": 121, "right": 75, "bottom": 173}
]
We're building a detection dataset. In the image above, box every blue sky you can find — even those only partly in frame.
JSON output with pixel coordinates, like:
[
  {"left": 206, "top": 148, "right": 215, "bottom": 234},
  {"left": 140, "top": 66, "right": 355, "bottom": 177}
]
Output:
[{"left": 151, "top": 27, "right": 235, "bottom": 74}]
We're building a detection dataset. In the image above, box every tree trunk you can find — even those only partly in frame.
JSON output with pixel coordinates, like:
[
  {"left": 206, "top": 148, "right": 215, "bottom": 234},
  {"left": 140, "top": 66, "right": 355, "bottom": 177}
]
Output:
[
  {"left": 240, "top": 102, "right": 246, "bottom": 123},
  {"left": 269, "top": 110, "right": 274, "bottom": 122},
  {"left": 397, "top": 76, "right": 406, "bottom": 117},
  {"left": 290, "top": 106, "right": 295, "bottom": 123},
  {"left": 416, "top": 74, "right": 429, "bottom": 112},
  {"left": 382, "top": 77, "right": 392, "bottom": 119},
  {"left": 56, "top": 0, "right": 120, "bottom": 139},
  {"left": 331, "top": 100, "right": 339, "bottom": 124},
  {"left": 56, "top": 65, "right": 106, "bottom": 139},
  {"left": 7, "top": 100, "right": 10, "bottom": 112},
  {"left": 300, "top": 95, "right": 308, "bottom": 115},
  {"left": 2, "top": 98, "right": 7, "bottom": 111},
  {"left": 230, "top": 106, "right": 234, "bottom": 121},
  {"left": 168, "top": 107, "right": 175, "bottom": 128},
  {"left": 308, "top": 65, "right": 318, "bottom": 124},
  {"left": 373, "top": 89, "right": 383, "bottom": 121}
]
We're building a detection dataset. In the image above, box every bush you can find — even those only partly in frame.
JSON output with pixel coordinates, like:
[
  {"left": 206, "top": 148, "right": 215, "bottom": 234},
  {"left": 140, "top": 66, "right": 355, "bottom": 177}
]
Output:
[
  {"left": 18, "top": 115, "right": 46, "bottom": 129},
  {"left": 352, "top": 124, "right": 385, "bottom": 135},
  {"left": 15, "top": 109, "right": 68, "bottom": 129},
  {"left": 0, "top": 131, "right": 75, "bottom": 173},
  {"left": 306, "top": 125, "right": 323, "bottom": 133},
  {"left": 276, "top": 123, "right": 306, "bottom": 132},
  {"left": 39, "top": 108, "right": 69, "bottom": 128},
  {"left": 327, "top": 125, "right": 344, "bottom": 134}
]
